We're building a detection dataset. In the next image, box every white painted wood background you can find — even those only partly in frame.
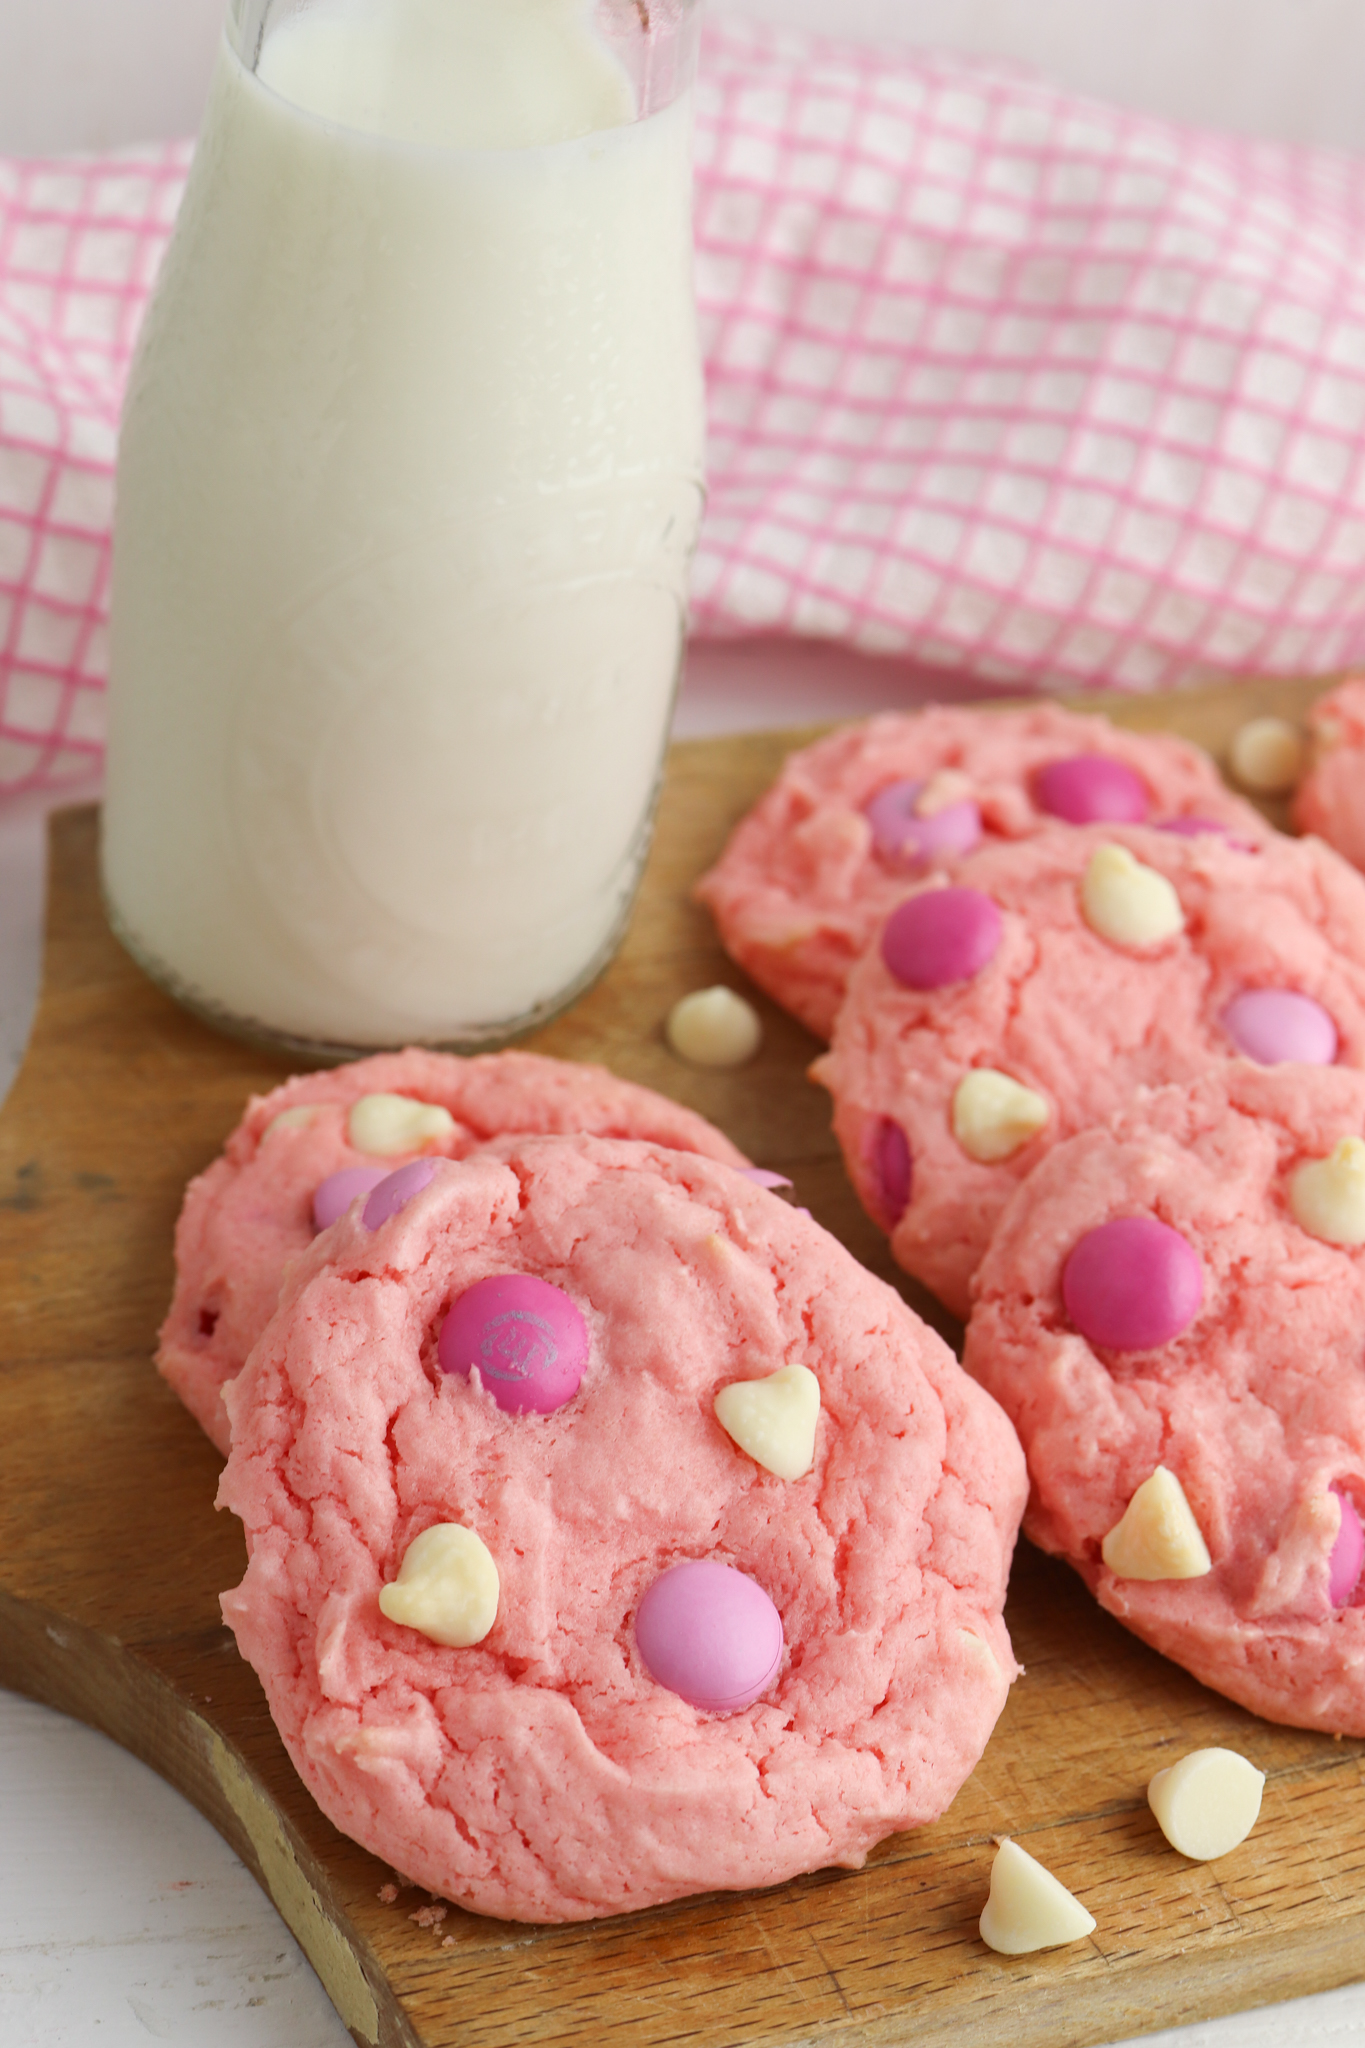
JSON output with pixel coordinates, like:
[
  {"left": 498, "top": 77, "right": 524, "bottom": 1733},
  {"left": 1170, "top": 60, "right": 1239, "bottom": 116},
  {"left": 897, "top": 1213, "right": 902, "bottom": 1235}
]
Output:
[{"left": 5, "top": 3, "right": 1365, "bottom": 2041}]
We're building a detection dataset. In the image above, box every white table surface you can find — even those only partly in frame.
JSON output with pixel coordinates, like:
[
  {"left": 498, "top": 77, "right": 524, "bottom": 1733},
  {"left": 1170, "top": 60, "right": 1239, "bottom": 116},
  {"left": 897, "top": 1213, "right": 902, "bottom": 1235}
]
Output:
[{"left": 2, "top": 633, "right": 1365, "bottom": 2046}]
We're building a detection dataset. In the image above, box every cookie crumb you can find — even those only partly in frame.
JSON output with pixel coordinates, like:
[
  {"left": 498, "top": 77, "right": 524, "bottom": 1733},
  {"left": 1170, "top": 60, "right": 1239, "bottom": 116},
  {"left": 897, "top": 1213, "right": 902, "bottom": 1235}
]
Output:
[
  {"left": 377, "top": 1883, "right": 399, "bottom": 1904},
  {"left": 410, "top": 1903, "right": 448, "bottom": 1929}
]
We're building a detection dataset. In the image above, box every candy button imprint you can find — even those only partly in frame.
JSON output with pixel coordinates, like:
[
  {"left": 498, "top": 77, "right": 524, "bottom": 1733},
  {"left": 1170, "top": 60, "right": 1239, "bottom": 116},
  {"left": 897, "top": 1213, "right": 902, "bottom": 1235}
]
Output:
[
  {"left": 1102, "top": 1466, "right": 1212, "bottom": 1581},
  {"left": 378, "top": 1523, "right": 500, "bottom": 1648},
  {"left": 714, "top": 1364, "right": 820, "bottom": 1480},
  {"left": 1062, "top": 1215, "right": 1203, "bottom": 1351},
  {"left": 1147, "top": 1749, "right": 1265, "bottom": 1861},
  {"left": 1290, "top": 1138, "right": 1365, "bottom": 1245},
  {"left": 312, "top": 1163, "right": 390, "bottom": 1233},
  {"left": 952, "top": 1069, "right": 1049, "bottom": 1163},
  {"left": 1034, "top": 754, "right": 1150, "bottom": 824},
  {"left": 348, "top": 1092, "right": 457, "bottom": 1155},
  {"left": 439, "top": 1273, "right": 588, "bottom": 1416},
  {"left": 666, "top": 986, "right": 762, "bottom": 1067},
  {"left": 880, "top": 886, "right": 1003, "bottom": 989},
  {"left": 1080, "top": 843, "right": 1185, "bottom": 949},
  {"left": 978, "top": 1838, "right": 1096, "bottom": 1955},
  {"left": 1222, "top": 988, "right": 1338, "bottom": 1066},
  {"left": 634, "top": 1559, "right": 783, "bottom": 1712}
]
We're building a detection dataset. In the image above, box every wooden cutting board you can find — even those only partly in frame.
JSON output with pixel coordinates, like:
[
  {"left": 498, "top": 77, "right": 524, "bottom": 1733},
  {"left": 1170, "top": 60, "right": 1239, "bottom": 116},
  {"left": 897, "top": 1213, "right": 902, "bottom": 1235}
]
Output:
[{"left": 3, "top": 674, "right": 1364, "bottom": 2048}]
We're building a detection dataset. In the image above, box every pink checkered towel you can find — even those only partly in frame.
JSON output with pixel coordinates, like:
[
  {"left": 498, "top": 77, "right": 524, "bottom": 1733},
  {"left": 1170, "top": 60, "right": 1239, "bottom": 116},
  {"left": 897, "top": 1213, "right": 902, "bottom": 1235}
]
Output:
[{"left": 6, "top": 17, "right": 1365, "bottom": 792}]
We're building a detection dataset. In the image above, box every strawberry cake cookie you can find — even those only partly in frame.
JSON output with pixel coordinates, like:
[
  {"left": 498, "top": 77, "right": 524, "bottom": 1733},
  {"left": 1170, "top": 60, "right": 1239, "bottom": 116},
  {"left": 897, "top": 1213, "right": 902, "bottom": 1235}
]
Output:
[
  {"left": 1294, "top": 679, "right": 1365, "bottom": 873},
  {"left": 159, "top": 1048, "right": 749, "bottom": 1453},
  {"left": 694, "top": 704, "right": 1269, "bottom": 1040},
  {"left": 217, "top": 1133, "right": 1026, "bottom": 1921},
  {"left": 964, "top": 1063, "right": 1365, "bottom": 1734},
  {"left": 813, "top": 823, "right": 1365, "bottom": 1318}
]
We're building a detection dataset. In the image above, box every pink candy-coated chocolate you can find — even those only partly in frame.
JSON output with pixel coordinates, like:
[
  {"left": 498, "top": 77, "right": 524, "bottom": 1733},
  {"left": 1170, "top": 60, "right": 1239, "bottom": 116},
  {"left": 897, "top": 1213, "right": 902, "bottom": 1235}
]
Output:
[
  {"left": 312, "top": 1165, "right": 390, "bottom": 1234},
  {"left": 867, "top": 1116, "right": 911, "bottom": 1227},
  {"left": 438, "top": 1273, "right": 588, "bottom": 1416},
  {"left": 634, "top": 1559, "right": 784, "bottom": 1713},
  {"left": 1221, "top": 988, "right": 1339, "bottom": 1066},
  {"left": 865, "top": 779, "right": 983, "bottom": 866},
  {"left": 363, "top": 1157, "right": 441, "bottom": 1230},
  {"left": 737, "top": 1168, "right": 795, "bottom": 1191},
  {"left": 881, "top": 887, "right": 1002, "bottom": 990},
  {"left": 1330, "top": 1488, "right": 1365, "bottom": 1608},
  {"left": 1034, "top": 754, "right": 1151, "bottom": 824},
  {"left": 1062, "top": 1215, "right": 1203, "bottom": 1351}
]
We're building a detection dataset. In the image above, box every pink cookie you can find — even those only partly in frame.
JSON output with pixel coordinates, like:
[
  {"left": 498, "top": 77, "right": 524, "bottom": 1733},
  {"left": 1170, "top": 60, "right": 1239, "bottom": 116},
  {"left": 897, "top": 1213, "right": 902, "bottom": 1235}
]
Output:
[
  {"left": 694, "top": 705, "right": 1269, "bottom": 1039},
  {"left": 159, "top": 1049, "right": 749, "bottom": 1454},
  {"left": 1294, "top": 679, "right": 1365, "bottom": 872},
  {"left": 965, "top": 1064, "right": 1365, "bottom": 1735},
  {"left": 218, "top": 1134, "right": 1026, "bottom": 1923},
  {"left": 813, "top": 823, "right": 1365, "bottom": 1318}
]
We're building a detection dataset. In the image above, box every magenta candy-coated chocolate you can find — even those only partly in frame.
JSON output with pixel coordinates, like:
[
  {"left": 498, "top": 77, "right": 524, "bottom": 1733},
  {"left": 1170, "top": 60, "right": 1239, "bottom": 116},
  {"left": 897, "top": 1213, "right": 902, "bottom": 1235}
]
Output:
[
  {"left": 1062, "top": 1215, "right": 1203, "bottom": 1351},
  {"left": 1330, "top": 1488, "right": 1365, "bottom": 1608},
  {"left": 438, "top": 1273, "right": 588, "bottom": 1416},
  {"left": 737, "top": 1168, "right": 795, "bottom": 1191},
  {"left": 1035, "top": 754, "right": 1150, "bottom": 824},
  {"left": 1221, "top": 988, "right": 1338, "bottom": 1066},
  {"left": 362, "top": 1157, "right": 441, "bottom": 1230},
  {"left": 867, "top": 1116, "right": 911, "bottom": 1227},
  {"left": 865, "top": 779, "right": 982, "bottom": 866},
  {"left": 880, "top": 887, "right": 1002, "bottom": 990},
  {"left": 1158, "top": 818, "right": 1260, "bottom": 855},
  {"left": 634, "top": 1559, "right": 784, "bottom": 1712},
  {"left": 312, "top": 1165, "right": 390, "bottom": 1234}
]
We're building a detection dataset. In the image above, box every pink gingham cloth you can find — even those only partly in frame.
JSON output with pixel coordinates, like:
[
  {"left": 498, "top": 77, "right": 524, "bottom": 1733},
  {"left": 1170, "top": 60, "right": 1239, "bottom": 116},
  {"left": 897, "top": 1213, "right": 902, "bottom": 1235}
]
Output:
[{"left": 7, "top": 17, "right": 1365, "bottom": 791}]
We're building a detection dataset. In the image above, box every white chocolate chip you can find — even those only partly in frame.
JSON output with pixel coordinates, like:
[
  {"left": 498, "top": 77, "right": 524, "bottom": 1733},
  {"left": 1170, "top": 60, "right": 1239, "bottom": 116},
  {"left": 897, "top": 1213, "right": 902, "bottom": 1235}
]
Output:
[
  {"left": 1081, "top": 844, "right": 1185, "bottom": 950},
  {"left": 916, "top": 768, "right": 974, "bottom": 817},
  {"left": 347, "top": 1093, "right": 456, "bottom": 1156},
  {"left": 1228, "top": 715, "right": 1305, "bottom": 795},
  {"left": 1289, "top": 1137, "right": 1365, "bottom": 1246},
  {"left": 714, "top": 1363, "right": 820, "bottom": 1480},
  {"left": 978, "top": 1838, "right": 1096, "bottom": 1955},
  {"left": 377, "top": 1524, "right": 499, "bottom": 1648},
  {"left": 952, "top": 1069, "right": 1050, "bottom": 1163},
  {"left": 1147, "top": 1748, "right": 1265, "bottom": 1861},
  {"left": 1102, "top": 1466, "right": 1211, "bottom": 1581},
  {"left": 666, "top": 986, "right": 762, "bottom": 1067},
  {"left": 264, "top": 1105, "right": 318, "bottom": 1137}
]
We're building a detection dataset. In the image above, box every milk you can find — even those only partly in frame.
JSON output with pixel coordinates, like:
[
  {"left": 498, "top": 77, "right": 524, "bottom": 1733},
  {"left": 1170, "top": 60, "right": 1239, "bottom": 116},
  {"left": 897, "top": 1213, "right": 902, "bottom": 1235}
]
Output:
[{"left": 103, "top": 0, "right": 704, "bottom": 1051}]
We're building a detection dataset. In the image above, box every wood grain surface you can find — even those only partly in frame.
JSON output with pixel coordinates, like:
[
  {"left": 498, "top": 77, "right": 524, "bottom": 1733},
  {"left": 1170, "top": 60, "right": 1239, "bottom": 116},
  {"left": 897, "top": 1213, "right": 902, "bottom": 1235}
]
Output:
[{"left": 2, "top": 675, "right": 1363, "bottom": 2048}]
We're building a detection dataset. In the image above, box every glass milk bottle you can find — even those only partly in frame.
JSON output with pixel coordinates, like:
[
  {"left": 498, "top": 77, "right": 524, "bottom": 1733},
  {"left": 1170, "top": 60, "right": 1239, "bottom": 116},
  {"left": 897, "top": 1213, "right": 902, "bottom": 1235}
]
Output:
[{"left": 103, "top": 0, "right": 705, "bottom": 1056}]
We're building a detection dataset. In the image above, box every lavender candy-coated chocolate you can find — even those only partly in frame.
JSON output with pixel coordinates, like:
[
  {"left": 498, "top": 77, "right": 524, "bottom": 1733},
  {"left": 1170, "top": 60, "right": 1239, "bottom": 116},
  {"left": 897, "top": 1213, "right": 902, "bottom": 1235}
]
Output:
[
  {"left": 1222, "top": 988, "right": 1339, "bottom": 1066},
  {"left": 312, "top": 1165, "right": 390, "bottom": 1234},
  {"left": 1062, "top": 1215, "right": 1204, "bottom": 1352},
  {"left": 635, "top": 1559, "right": 784, "bottom": 1712},
  {"left": 881, "top": 887, "right": 1003, "bottom": 990},
  {"left": 363, "top": 1157, "right": 441, "bottom": 1229},
  {"left": 737, "top": 1168, "right": 795, "bottom": 1191},
  {"left": 438, "top": 1272, "right": 588, "bottom": 1416},
  {"left": 1330, "top": 1488, "right": 1365, "bottom": 1608},
  {"left": 865, "top": 779, "right": 983, "bottom": 866},
  {"left": 1034, "top": 754, "right": 1150, "bottom": 824}
]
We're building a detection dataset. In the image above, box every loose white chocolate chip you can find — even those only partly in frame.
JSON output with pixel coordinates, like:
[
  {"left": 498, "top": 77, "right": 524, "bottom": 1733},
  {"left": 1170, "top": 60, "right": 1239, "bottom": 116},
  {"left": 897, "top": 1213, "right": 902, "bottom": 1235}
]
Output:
[
  {"left": 1102, "top": 1466, "right": 1211, "bottom": 1581},
  {"left": 1228, "top": 715, "right": 1305, "bottom": 795},
  {"left": 666, "top": 986, "right": 762, "bottom": 1067},
  {"left": 1289, "top": 1137, "right": 1365, "bottom": 1246},
  {"left": 264, "top": 1105, "right": 318, "bottom": 1137},
  {"left": 1147, "top": 1748, "right": 1265, "bottom": 1861},
  {"left": 978, "top": 1838, "right": 1096, "bottom": 1955},
  {"left": 1080, "top": 844, "right": 1185, "bottom": 949},
  {"left": 378, "top": 1524, "right": 499, "bottom": 1648},
  {"left": 348, "top": 1093, "right": 456, "bottom": 1156},
  {"left": 714, "top": 1363, "right": 821, "bottom": 1480},
  {"left": 952, "top": 1069, "right": 1050, "bottom": 1163}
]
